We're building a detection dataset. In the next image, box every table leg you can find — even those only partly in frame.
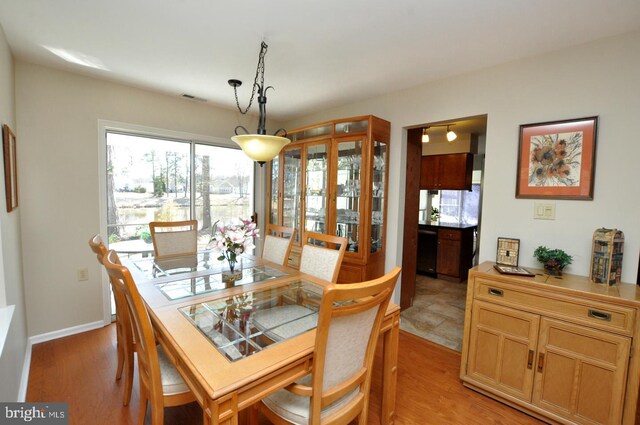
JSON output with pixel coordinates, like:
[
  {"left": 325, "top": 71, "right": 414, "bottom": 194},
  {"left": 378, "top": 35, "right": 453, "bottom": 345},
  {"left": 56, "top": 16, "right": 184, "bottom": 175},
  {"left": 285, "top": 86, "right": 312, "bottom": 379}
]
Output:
[
  {"left": 206, "top": 394, "right": 240, "bottom": 425},
  {"left": 381, "top": 312, "right": 400, "bottom": 425}
]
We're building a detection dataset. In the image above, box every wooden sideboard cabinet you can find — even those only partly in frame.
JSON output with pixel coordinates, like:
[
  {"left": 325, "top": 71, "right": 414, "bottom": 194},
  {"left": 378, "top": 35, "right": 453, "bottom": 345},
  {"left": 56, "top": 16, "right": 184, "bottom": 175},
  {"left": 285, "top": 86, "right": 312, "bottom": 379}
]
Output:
[
  {"left": 420, "top": 153, "right": 473, "bottom": 190},
  {"left": 267, "top": 115, "right": 390, "bottom": 283},
  {"left": 461, "top": 262, "right": 640, "bottom": 425}
]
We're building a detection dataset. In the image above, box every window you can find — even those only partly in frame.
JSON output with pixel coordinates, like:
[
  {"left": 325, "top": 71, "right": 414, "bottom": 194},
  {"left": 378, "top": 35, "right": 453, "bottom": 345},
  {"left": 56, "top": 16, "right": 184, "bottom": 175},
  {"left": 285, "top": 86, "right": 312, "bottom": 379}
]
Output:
[{"left": 105, "top": 131, "right": 255, "bottom": 254}]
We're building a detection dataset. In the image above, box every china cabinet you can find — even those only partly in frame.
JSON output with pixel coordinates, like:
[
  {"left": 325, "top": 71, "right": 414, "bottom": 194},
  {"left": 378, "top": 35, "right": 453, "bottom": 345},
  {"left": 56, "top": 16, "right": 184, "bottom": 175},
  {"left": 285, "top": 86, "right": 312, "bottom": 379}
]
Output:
[
  {"left": 267, "top": 115, "right": 390, "bottom": 283},
  {"left": 461, "top": 262, "right": 640, "bottom": 425}
]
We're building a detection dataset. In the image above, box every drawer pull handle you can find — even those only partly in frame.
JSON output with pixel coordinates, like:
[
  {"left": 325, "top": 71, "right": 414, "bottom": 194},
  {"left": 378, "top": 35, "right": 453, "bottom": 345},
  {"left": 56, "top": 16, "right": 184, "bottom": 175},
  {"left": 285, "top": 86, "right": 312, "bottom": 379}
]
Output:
[
  {"left": 588, "top": 309, "right": 611, "bottom": 321},
  {"left": 537, "top": 353, "right": 545, "bottom": 373},
  {"left": 488, "top": 288, "right": 504, "bottom": 297},
  {"left": 527, "top": 350, "right": 534, "bottom": 369}
]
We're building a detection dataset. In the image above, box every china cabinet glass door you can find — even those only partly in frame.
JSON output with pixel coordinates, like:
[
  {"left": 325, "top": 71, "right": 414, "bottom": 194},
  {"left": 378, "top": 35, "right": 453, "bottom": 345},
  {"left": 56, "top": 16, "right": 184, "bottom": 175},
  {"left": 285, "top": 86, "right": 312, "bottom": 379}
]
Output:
[
  {"left": 371, "top": 140, "right": 387, "bottom": 254},
  {"left": 304, "top": 143, "right": 329, "bottom": 236},
  {"left": 282, "top": 147, "right": 302, "bottom": 243},
  {"left": 269, "top": 155, "right": 279, "bottom": 225},
  {"left": 335, "top": 139, "right": 363, "bottom": 255}
]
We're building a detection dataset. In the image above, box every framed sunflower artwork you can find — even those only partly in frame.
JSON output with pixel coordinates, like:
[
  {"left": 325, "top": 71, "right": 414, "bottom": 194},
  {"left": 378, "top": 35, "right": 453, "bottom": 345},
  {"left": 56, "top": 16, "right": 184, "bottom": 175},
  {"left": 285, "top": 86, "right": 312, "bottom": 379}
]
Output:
[{"left": 516, "top": 116, "right": 598, "bottom": 200}]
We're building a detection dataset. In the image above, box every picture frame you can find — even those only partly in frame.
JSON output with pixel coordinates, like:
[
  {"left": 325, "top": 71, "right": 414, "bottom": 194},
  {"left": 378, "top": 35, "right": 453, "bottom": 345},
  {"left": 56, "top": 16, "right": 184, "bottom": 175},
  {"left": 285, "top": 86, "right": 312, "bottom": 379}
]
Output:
[
  {"left": 493, "top": 264, "right": 535, "bottom": 277},
  {"left": 496, "top": 237, "right": 520, "bottom": 266},
  {"left": 516, "top": 116, "right": 598, "bottom": 200},
  {"left": 2, "top": 124, "right": 18, "bottom": 212}
]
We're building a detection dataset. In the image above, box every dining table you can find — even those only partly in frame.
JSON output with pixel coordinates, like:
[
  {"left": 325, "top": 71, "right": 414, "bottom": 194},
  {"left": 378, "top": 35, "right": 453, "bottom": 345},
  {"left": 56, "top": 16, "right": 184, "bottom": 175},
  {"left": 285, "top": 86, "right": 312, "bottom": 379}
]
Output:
[{"left": 123, "top": 249, "right": 401, "bottom": 425}]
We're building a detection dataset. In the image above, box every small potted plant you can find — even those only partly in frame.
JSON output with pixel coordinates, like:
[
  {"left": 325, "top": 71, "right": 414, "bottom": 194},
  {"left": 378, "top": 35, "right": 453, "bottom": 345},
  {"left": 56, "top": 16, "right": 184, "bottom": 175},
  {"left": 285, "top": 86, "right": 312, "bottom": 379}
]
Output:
[
  {"left": 430, "top": 207, "right": 440, "bottom": 222},
  {"left": 534, "top": 246, "right": 573, "bottom": 276}
]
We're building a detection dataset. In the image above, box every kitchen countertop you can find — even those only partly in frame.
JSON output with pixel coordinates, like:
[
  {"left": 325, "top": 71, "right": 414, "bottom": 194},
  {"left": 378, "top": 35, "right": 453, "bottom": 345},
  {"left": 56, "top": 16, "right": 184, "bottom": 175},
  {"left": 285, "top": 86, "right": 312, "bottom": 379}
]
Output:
[{"left": 418, "top": 221, "right": 478, "bottom": 230}]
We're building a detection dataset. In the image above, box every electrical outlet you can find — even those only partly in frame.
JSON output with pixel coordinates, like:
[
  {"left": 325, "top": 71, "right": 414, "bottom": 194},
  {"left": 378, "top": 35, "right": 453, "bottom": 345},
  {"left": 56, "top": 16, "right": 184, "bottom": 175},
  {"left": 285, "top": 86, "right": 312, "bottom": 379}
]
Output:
[{"left": 77, "top": 268, "right": 89, "bottom": 281}]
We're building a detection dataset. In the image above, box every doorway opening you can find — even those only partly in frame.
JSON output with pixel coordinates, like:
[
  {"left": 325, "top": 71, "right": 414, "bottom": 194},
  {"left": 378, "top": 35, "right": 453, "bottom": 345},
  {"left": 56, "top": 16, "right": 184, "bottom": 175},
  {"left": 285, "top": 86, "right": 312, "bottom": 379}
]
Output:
[{"left": 400, "top": 114, "right": 487, "bottom": 351}]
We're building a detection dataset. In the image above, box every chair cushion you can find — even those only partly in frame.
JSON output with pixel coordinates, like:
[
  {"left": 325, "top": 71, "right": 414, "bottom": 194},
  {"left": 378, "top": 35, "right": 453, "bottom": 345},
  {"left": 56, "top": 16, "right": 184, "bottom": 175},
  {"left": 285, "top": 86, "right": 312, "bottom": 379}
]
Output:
[
  {"left": 262, "top": 375, "right": 358, "bottom": 425},
  {"left": 157, "top": 345, "right": 190, "bottom": 396},
  {"left": 154, "top": 230, "right": 196, "bottom": 257},
  {"left": 252, "top": 305, "right": 318, "bottom": 341},
  {"left": 299, "top": 245, "right": 341, "bottom": 281},
  {"left": 262, "top": 235, "right": 291, "bottom": 266}
]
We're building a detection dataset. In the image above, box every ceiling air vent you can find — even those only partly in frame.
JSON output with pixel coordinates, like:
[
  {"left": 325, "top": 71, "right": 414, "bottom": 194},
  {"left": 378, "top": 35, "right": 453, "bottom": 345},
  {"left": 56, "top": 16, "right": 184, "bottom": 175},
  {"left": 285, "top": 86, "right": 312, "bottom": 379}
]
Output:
[{"left": 181, "top": 94, "right": 207, "bottom": 102}]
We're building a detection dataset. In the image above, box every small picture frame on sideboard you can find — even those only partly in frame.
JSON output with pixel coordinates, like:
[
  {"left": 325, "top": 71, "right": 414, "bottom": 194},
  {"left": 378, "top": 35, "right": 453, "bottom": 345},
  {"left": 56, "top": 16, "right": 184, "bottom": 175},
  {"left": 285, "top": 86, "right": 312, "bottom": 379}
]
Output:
[{"left": 496, "top": 237, "right": 521, "bottom": 266}]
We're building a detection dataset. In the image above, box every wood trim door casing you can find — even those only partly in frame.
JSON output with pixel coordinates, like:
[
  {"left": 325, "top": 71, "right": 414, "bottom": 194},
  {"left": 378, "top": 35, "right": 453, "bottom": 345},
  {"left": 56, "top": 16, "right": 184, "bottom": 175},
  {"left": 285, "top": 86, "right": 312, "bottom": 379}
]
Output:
[{"left": 400, "top": 128, "right": 422, "bottom": 309}]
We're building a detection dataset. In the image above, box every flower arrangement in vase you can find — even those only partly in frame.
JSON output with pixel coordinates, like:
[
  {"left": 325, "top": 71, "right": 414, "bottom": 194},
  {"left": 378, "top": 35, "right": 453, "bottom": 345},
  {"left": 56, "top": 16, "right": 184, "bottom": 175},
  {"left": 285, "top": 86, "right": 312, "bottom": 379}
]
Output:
[
  {"left": 208, "top": 218, "right": 259, "bottom": 278},
  {"left": 534, "top": 246, "right": 573, "bottom": 276}
]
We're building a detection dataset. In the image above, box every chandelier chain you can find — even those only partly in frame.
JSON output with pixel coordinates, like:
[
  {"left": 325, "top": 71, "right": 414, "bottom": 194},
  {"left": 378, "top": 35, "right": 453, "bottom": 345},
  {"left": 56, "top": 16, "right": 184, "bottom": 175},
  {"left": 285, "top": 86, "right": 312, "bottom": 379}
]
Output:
[{"left": 233, "top": 42, "right": 268, "bottom": 115}]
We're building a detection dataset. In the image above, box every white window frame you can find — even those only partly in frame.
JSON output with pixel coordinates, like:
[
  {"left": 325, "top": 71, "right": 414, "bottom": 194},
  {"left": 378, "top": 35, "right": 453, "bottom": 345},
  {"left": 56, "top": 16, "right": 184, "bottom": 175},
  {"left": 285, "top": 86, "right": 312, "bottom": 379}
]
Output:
[{"left": 97, "top": 120, "right": 265, "bottom": 325}]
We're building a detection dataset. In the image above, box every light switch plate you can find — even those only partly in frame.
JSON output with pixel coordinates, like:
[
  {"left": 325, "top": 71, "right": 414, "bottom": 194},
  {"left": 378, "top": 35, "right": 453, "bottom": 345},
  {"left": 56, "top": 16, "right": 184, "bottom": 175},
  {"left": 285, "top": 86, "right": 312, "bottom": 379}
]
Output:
[{"left": 534, "top": 202, "right": 556, "bottom": 220}]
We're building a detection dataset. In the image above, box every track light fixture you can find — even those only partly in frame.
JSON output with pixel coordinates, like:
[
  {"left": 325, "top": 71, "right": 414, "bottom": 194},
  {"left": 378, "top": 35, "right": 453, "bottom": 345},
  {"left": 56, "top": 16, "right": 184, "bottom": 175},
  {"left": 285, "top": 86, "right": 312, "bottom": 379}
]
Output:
[
  {"left": 421, "top": 124, "right": 457, "bottom": 143},
  {"left": 446, "top": 125, "right": 457, "bottom": 142},
  {"left": 422, "top": 127, "right": 430, "bottom": 143}
]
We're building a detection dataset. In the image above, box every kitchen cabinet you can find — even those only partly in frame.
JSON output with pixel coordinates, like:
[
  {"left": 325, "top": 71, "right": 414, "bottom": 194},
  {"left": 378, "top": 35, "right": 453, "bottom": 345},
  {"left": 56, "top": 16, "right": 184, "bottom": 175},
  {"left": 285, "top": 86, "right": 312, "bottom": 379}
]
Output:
[
  {"left": 436, "top": 227, "right": 475, "bottom": 281},
  {"left": 267, "top": 115, "right": 390, "bottom": 282},
  {"left": 461, "top": 263, "right": 640, "bottom": 425},
  {"left": 420, "top": 153, "right": 473, "bottom": 190}
]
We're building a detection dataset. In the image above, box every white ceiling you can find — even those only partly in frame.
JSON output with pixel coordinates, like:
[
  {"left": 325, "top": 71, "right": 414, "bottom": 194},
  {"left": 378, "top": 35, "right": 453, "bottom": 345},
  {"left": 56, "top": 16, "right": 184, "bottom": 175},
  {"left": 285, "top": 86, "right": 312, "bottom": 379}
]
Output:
[{"left": 1, "top": 1, "right": 639, "bottom": 122}]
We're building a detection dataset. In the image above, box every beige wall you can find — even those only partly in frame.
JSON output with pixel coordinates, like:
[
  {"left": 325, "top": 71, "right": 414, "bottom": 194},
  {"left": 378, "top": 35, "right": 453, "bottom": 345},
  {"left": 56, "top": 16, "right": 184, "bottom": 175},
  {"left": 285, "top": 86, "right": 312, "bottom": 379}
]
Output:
[
  {"left": 0, "top": 23, "right": 28, "bottom": 401},
  {"left": 285, "top": 31, "right": 640, "bottom": 284},
  {"left": 14, "top": 62, "right": 277, "bottom": 336}
]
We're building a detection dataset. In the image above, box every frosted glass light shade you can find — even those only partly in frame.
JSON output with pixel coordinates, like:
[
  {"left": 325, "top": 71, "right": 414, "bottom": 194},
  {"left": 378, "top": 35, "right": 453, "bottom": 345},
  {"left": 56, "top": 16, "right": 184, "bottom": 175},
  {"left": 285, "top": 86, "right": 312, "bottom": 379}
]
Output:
[
  {"left": 421, "top": 132, "right": 430, "bottom": 143},
  {"left": 231, "top": 134, "right": 291, "bottom": 163},
  {"left": 446, "top": 130, "right": 457, "bottom": 142}
]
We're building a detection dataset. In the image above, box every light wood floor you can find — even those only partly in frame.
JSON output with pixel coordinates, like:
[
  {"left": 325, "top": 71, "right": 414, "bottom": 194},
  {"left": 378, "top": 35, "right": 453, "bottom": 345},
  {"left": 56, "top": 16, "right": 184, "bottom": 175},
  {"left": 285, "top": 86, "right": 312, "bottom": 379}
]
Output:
[{"left": 27, "top": 324, "right": 543, "bottom": 424}]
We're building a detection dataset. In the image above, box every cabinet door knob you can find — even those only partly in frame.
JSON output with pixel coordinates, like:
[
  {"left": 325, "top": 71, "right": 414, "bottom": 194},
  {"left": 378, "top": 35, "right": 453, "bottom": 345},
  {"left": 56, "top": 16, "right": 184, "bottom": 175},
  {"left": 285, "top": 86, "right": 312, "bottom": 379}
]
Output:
[
  {"left": 527, "top": 350, "right": 534, "bottom": 369},
  {"left": 537, "top": 353, "right": 545, "bottom": 373}
]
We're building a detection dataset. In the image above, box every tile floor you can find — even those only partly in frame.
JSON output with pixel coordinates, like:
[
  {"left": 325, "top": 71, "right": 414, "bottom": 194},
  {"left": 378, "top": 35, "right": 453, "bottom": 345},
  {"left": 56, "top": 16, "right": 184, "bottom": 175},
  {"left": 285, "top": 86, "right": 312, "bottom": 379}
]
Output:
[{"left": 399, "top": 274, "right": 467, "bottom": 351}]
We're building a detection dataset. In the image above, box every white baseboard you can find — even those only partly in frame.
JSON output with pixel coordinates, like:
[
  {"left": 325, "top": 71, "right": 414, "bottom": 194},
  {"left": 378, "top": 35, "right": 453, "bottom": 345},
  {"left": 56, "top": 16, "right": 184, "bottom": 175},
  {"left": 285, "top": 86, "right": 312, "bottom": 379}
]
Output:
[
  {"left": 29, "top": 320, "right": 105, "bottom": 345},
  {"left": 17, "top": 320, "right": 107, "bottom": 401},
  {"left": 17, "top": 339, "right": 32, "bottom": 402}
]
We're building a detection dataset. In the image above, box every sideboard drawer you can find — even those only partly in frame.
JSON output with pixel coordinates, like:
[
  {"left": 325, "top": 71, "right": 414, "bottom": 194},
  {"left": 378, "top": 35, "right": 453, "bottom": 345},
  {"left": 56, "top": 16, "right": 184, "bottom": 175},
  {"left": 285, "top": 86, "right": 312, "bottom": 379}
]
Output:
[{"left": 475, "top": 278, "right": 636, "bottom": 336}]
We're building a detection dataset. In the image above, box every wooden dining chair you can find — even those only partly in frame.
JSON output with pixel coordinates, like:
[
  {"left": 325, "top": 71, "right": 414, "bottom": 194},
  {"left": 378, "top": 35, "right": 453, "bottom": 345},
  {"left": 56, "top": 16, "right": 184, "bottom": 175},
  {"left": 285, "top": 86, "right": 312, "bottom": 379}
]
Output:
[
  {"left": 88, "top": 234, "right": 135, "bottom": 406},
  {"left": 102, "top": 250, "right": 196, "bottom": 425},
  {"left": 299, "top": 231, "right": 347, "bottom": 283},
  {"left": 149, "top": 220, "right": 198, "bottom": 258},
  {"left": 251, "top": 266, "right": 401, "bottom": 425},
  {"left": 262, "top": 224, "right": 296, "bottom": 266}
]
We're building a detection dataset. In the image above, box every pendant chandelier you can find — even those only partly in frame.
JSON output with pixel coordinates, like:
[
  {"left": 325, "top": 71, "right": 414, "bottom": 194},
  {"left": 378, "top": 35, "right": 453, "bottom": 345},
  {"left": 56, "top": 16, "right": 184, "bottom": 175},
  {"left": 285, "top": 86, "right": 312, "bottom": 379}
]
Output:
[{"left": 228, "top": 42, "right": 290, "bottom": 166}]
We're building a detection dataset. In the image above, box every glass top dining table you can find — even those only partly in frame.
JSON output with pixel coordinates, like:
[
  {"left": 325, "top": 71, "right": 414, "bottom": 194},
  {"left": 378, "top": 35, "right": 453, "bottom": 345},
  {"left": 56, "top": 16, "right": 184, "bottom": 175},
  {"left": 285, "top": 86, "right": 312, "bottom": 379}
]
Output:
[
  {"left": 121, "top": 250, "right": 400, "bottom": 425},
  {"left": 125, "top": 250, "right": 323, "bottom": 360}
]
